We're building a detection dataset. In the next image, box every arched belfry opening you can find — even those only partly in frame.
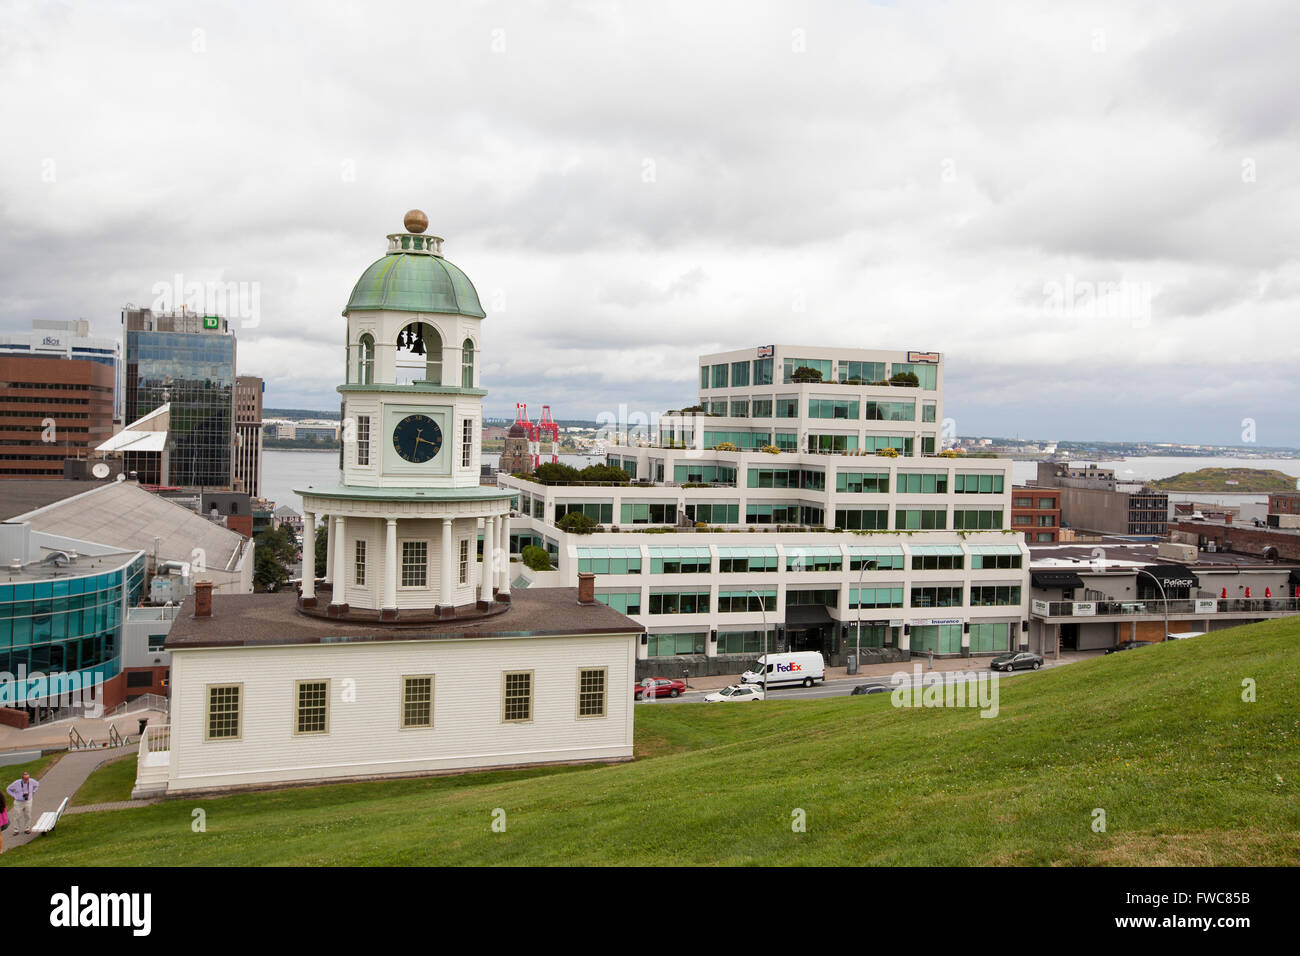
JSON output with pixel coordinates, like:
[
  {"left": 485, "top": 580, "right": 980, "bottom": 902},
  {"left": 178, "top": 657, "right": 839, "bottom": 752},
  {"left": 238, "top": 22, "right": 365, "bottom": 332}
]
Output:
[{"left": 396, "top": 321, "right": 442, "bottom": 385}]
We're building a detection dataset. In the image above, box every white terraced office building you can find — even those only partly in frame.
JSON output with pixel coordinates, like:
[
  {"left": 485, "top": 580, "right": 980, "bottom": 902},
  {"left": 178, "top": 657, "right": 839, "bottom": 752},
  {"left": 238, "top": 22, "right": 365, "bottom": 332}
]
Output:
[{"left": 499, "top": 345, "right": 1030, "bottom": 675}]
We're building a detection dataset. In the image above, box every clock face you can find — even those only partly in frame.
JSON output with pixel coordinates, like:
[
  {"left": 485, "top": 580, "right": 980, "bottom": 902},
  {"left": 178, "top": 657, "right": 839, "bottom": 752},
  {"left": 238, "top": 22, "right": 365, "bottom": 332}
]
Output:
[{"left": 392, "top": 414, "right": 442, "bottom": 464}]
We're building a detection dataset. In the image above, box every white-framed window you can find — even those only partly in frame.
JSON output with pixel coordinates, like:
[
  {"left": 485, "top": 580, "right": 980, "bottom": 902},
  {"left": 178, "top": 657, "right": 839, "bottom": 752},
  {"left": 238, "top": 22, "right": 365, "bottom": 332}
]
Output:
[
  {"left": 295, "top": 679, "right": 330, "bottom": 735},
  {"left": 354, "top": 540, "right": 367, "bottom": 586},
  {"left": 401, "top": 541, "right": 428, "bottom": 588},
  {"left": 502, "top": 670, "right": 533, "bottom": 723},
  {"left": 458, "top": 538, "right": 469, "bottom": 585},
  {"left": 205, "top": 683, "right": 242, "bottom": 741},
  {"left": 358, "top": 333, "right": 374, "bottom": 385},
  {"left": 462, "top": 417, "right": 473, "bottom": 468},
  {"left": 356, "top": 414, "right": 371, "bottom": 465},
  {"left": 401, "top": 675, "right": 434, "bottom": 729},
  {"left": 461, "top": 337, "right": 474, "bottom": 388},
  {"left": 577, "top": 667, "right": 607, "bottom": 718}
]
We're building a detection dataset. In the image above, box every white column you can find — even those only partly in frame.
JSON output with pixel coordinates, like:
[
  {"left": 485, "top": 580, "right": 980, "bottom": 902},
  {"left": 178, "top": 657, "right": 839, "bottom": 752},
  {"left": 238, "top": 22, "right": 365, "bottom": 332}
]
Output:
[
  {"left": 301, "top": 510, "right": 316, "bottom": 601},
  {"left": 332, "top": 516, "right": 347, "bottom": 606},
  {"left": 498, "top": 512, "right": 510, "bottom": 597},
  {"left": 324, "top": 513, "right": 334, "bottom": 584},
  {"left": 439, "top": 516, "right": 454, "bottom": 608},
  {"left": 479, "top": 515, "right": 495, "bottom": 603},
  {"left": 384, "top": 518, "right": 398, "bottom": 612}
]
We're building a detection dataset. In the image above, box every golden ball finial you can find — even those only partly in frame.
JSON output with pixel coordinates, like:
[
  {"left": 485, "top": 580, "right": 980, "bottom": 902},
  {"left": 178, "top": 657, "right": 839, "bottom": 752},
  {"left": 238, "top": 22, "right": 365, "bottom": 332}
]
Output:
[{"left": 403, "top": 209, "right": 429, "bottom": 234}]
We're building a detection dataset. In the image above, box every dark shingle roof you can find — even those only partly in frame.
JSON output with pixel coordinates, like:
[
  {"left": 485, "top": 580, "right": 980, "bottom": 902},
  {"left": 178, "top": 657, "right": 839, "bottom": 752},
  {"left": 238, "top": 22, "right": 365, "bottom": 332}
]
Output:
[{"left": 167, "top": 588, "right": 638, "bottom": 649}]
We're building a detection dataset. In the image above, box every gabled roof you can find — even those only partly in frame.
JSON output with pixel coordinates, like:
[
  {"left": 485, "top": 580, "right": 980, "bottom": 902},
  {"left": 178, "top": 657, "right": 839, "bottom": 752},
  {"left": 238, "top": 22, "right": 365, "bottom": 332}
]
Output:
[{"left": 10, "top": 481, "right": 249, "bottom": 573}]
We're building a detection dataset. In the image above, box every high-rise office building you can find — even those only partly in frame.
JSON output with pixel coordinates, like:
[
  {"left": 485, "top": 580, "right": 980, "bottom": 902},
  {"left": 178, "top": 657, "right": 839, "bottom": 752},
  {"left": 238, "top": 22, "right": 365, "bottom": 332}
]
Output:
[
  {"left": 0, "top": 319, "right": 123, "bottom": 422},
  {"left": 0, "top": 353, "right": 116, "bottom": 478},
  {"left": 122, "top": 307, "right": 236, "bottom": 489},
  {"left": 234, "top": 375, "right": 264, "bottom": 498}
]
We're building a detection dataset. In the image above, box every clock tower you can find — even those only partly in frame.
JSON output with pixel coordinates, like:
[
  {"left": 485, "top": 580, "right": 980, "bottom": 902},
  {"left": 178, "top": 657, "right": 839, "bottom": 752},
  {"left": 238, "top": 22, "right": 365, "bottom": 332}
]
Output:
[{"left": 296, "top": 211, "right": 514, "bottom": 622}]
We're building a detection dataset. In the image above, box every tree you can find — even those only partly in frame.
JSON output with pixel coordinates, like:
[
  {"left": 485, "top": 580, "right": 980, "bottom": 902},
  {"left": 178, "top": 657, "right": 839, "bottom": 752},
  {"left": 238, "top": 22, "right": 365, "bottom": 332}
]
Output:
[
  {"left": 577, "top": 464, "right": 630, "bottom": 483},
  {"left": 314, "top": 516, "right": 329, "bottom": 576},
  {"left": 521, "top": 545, "right": 552, "bottom": 570},
  {"left": 253, "top": 525, "right": 299, "bottom": 592},
  {"left": 533, "top": 462, "right": 582, "bottom": 483},
  {"left": 557, "top": 511, "right": 599, "bottom": 534},
  {"left": 791, "top": 365, "right": 823, "bottom": 383},
  {"left": 889, "top": 370, "right": 919, "bottom": 387}
]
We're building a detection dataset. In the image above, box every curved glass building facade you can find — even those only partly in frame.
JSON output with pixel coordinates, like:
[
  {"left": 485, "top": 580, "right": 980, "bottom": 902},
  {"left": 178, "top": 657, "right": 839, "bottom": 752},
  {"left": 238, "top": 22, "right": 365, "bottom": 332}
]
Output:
[{"left": 0, "top": 553, "right": 146, "bottom": 707}]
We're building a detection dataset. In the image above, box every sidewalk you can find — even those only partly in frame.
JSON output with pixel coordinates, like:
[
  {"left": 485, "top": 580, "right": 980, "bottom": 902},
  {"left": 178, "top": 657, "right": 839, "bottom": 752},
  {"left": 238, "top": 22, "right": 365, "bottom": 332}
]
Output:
[
  {"left": 1, "top": 749, "right": 139, "bottom": 853},
  {"left": 0, "top": 709, "right": 164, "bottom": 753}
]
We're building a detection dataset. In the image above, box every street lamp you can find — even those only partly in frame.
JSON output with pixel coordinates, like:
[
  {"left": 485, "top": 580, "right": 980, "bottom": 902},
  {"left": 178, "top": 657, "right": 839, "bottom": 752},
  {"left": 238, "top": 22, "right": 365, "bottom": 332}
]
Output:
[
  {"left": 747, "top": 586, "right": 770, "bottom": 700},
  {"left": 1135, "top": 568, "right": 1170, "bottom": 641},
  {"left": 854, "top": 557, "right": 879, "bottom": 668}
]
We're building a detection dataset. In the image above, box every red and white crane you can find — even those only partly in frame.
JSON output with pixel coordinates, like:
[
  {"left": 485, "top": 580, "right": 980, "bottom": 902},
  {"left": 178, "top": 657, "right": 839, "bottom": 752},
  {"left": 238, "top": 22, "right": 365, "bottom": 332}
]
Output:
[{"left": 514, "top": 402, "right": 560, "bottom": 466}]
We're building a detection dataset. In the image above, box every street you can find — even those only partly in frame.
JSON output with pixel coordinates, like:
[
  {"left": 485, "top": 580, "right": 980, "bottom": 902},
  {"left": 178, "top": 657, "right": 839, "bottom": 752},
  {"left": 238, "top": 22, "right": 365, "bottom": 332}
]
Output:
[{"left": 636, "top": 657, "right": 1074, "bottom": 704}]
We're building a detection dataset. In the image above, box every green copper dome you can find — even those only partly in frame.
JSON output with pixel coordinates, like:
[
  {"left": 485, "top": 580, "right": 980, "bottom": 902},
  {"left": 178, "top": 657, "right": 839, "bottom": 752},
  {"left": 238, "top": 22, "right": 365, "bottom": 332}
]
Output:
[{"left": 345, "top": 243, "right": 486, "bottom": 318}]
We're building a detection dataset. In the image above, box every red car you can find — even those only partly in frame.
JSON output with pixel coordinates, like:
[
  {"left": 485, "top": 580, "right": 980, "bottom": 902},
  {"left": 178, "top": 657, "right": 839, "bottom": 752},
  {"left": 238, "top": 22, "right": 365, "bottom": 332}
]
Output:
[{"left": 634, "top": 678, "right": 686, "bottom": 700}]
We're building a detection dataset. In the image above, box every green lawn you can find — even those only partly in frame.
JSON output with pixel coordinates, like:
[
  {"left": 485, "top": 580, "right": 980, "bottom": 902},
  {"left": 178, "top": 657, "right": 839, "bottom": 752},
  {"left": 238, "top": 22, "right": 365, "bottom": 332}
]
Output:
[
  {"left": 70, "top": 753, "right": 139, "bottom": 807},
  {"left": 7, "top": 617, "right": 1300, "bottom": 866}
]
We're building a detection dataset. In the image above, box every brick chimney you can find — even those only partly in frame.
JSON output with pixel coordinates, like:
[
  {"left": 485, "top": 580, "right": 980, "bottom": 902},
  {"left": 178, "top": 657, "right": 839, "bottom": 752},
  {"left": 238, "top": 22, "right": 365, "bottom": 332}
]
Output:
[
  {"left": 577, "top": 572, "right": 595, "bottom": 605},
  {"left": 1224, "top": 514, "right": 1233, "bottom": 524},
  {"left": 194, "top": 580, "right": 214, "bottom": 618}
]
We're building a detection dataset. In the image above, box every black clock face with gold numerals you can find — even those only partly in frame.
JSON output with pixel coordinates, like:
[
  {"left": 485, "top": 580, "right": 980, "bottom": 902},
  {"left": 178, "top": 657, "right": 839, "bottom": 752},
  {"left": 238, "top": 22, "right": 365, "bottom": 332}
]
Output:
[{"left": 392, "top": 414, "right": 442, "bottom": 463}]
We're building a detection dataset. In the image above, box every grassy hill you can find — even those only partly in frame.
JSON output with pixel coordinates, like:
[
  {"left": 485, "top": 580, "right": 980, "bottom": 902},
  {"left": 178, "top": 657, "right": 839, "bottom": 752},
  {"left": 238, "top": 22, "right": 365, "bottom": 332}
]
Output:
[
  {"left": 8, "top": 618, "right": 1300, "bottom": 866},
  {"left": 1149, "top": 467, "right": 1299, "bottom": 493}
]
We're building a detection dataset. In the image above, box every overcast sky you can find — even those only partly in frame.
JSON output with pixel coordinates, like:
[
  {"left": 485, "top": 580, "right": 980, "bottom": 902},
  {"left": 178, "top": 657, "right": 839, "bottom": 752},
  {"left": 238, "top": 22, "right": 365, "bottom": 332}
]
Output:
[{"left": 2, "top": 0, "right": 1297, "bottom": 446}]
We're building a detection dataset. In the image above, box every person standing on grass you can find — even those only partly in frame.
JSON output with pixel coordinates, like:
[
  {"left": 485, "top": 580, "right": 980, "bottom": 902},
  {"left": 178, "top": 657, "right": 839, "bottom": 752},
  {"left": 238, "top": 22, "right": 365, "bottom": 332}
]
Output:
[{"left": 6, "top": 772, "right": 39, "bottom": 834}]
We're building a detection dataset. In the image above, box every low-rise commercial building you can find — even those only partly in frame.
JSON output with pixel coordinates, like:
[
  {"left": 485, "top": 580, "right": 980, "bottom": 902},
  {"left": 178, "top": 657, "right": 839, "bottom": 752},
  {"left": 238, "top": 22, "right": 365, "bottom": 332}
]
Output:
[
  {"left": 1035, "top": 462, "right": 1168, "bottom": 537},
  {"left": 1027, "top": 541, "right": 1300, "bottom": 655},
  {"left": 1012, "top": 486, "right": 1061, "bottom": 543}
]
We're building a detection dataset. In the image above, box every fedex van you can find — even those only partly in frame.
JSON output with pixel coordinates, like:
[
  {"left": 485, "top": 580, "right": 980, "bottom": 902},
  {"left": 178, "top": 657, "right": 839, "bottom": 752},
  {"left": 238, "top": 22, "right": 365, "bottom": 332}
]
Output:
[{"left": 741, "top": 652, "right": 826, "bottom": 689}]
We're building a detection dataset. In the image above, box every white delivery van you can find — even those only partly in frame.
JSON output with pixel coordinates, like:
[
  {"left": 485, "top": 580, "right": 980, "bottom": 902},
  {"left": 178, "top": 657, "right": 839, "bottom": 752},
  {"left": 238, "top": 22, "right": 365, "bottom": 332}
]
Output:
[{"left": 740, "top": 651, "right": 826, "bottom": 688}]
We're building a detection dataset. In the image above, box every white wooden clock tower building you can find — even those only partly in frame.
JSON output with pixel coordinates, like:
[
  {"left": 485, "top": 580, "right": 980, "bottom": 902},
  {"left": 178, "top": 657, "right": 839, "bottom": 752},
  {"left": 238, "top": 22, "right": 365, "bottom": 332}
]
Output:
[{"left": 297, "top": 210, "right": 514, "bottom": 622}]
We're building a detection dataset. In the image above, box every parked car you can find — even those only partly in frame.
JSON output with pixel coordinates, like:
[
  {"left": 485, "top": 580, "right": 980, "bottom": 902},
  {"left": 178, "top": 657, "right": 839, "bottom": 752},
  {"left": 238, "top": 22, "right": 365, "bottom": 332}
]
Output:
[
  {"left": 850, "top": 682, "right": 891, "bottom": 696},
  {"left": 704, "top": 684, "right": 765, "bottom": 702},
  {"left": 990, "top": 651, "right": 1044, "bottom": 672},
  {"left": 740, "top": 651, "right": 826, "bottom": 688},
  {"left": 634, "top": 678, "right": 686, "bottom": 700},
  {"left": 1105, "top": 640, "right": 1153, "bottom": 654}
]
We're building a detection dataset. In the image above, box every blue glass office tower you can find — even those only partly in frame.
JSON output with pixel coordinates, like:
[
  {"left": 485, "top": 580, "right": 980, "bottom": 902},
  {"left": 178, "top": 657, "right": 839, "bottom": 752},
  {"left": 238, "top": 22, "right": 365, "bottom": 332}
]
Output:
[{"left": 123, "top": 308, "right": 236, "bottom": 489}]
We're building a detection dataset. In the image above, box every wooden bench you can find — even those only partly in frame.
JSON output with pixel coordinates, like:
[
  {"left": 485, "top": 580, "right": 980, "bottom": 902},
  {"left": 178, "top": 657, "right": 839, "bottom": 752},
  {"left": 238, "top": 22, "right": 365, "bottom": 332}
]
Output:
[{"left": 31, "top": 796, "right": 69, "bottom": 836}]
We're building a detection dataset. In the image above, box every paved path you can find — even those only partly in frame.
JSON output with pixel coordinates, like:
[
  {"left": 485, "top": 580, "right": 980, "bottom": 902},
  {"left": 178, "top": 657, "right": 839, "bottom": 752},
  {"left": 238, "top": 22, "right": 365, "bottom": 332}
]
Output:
[
  {"left": 1, "top": 749, "right": 137, "bottom": 853},
  {"left": 0, "top": 709, "right": 164, "bottom": 752}
]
